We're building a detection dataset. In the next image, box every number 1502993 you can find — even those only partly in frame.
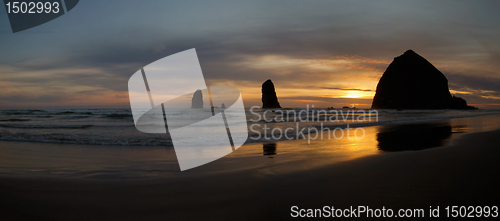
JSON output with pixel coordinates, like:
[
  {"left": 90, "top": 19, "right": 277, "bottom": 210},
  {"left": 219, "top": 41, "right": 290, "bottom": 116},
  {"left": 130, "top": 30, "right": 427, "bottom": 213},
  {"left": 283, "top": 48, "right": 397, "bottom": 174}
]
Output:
[{"left": 5, "top": 1, "right": 60, "bottom": 14}]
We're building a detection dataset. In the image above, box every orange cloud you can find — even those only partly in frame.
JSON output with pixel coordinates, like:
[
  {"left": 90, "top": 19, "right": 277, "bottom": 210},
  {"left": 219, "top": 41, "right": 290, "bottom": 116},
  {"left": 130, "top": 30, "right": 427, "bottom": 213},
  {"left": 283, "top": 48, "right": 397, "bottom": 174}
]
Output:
[{"left": 308, "top": 55, "right": 391, "bottom": 72}]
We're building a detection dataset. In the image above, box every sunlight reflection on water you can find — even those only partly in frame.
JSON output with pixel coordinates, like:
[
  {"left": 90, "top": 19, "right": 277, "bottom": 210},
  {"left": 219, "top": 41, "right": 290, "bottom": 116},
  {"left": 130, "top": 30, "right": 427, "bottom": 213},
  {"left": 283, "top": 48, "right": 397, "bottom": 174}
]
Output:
[{"left": 0, "top": 114, "right": 499, "bottom": 179}]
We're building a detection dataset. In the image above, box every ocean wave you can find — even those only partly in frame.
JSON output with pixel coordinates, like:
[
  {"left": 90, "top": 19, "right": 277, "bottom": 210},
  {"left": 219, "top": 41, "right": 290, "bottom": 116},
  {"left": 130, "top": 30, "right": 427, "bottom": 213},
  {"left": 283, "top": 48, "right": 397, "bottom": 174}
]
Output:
[
  {"left": 0, "top": 133, "right": 173, "bottom": 146},
  {"left": 55, "top": 111, "right": 95, "bottom": 115},
  {"left": 104, "top": 114, "right": 132, "bottom": 118},
  {"left": 0, "top": 124, "right": 94, "bottom": 129},
  {"left": 0, "top": 110, "right": 46, "bottom": 115},
  {"left": 0, "top": 118, "right": 31, "bottom": 122},
  {"left": 61, "top": 115, "right": 91, "bottom": 119},
  {"left": 35, "top": 115, "right": 53, "bottom": 118}
]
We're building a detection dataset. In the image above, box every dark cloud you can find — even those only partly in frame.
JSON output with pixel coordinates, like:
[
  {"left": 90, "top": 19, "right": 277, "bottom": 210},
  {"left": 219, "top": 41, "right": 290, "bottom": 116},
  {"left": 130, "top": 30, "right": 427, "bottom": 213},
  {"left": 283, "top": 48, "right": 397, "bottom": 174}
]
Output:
[
  {"left": 446, "top": 72, "right": 500, "bottom": 93},
  {"left": 0, "top": 94, "right": 67, "bottom": 104},
  {"left": 0, "top": 0, "right": 499, "bottom": 108}
]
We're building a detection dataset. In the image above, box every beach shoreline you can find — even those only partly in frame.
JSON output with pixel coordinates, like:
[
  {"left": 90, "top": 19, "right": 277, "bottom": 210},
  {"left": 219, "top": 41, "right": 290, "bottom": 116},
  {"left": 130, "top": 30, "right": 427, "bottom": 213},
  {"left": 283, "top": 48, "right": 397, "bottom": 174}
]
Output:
[
  {"left": 1, "top": 119, "right": 500, "bottom": 220},
  {"left": 1, "top": 114, "right": 500, "bottom": 179}
]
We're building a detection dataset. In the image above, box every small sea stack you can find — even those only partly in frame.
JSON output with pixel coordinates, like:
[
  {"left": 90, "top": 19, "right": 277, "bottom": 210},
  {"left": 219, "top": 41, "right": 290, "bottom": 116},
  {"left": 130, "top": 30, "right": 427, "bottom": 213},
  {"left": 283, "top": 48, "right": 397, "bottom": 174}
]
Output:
[
  {"left": 263, "top": 143, "right": 277, "bottom": 155},
  {"left": 261, "top": 79, "right": 282, "bottom": 108},
  {"left": 371, "top": 50, "right": 476, "bottom": 109},
  {"left": 191, "top": 89, "right": 203, "bottom": 108}
]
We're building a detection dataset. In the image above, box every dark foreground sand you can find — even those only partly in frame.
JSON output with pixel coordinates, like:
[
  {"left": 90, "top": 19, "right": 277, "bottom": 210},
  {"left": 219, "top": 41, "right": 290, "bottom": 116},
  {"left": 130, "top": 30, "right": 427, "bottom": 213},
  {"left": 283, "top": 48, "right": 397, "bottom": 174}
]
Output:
[{"left": 1, "top": 129, "right": 499, "bottom": 220}]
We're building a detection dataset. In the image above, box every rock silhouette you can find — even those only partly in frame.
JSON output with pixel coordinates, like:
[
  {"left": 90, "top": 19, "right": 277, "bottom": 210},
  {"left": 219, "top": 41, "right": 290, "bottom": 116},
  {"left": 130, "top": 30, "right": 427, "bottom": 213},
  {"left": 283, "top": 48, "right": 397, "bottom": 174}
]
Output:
[
  {"left": 261, "top": 79, "right": 282, "bottom": 108},
  {"left": 191, "top": 89, "right": 203, "bottom": 108},
  {"left": 263, "top": 143, "right": 277, "bottom": 155},
  {"left": 372, "top": 50, "right": 475, "bottom": 109},
  {"left": 377, "top": 123, "right": 453, "bottom": 151}
]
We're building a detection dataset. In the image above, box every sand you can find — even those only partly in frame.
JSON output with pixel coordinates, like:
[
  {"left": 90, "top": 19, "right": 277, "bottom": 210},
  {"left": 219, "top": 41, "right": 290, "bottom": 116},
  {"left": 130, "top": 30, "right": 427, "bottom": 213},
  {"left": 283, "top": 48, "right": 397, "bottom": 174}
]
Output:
[{"left": 1, "top": 127, "right": 499, "bottom": 220}]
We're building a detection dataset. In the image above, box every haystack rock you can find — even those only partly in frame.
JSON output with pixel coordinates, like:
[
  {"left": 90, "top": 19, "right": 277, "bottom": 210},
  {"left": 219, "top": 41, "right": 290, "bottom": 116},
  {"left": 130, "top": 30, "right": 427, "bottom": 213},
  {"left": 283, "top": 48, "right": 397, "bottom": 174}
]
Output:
[
  {"left": 191, "top": 89, "right": 203, "bottom": 108},
  {"left": 261, "top": 79, "right": 282, "bottom": 108},
  {"left": 371, "top": 50, "right": 475, "bottom": 109}
]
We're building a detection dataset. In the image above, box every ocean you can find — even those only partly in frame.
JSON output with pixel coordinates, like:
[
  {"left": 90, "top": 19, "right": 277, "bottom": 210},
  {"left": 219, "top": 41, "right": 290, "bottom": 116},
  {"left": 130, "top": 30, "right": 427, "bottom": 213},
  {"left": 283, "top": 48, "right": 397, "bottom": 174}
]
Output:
[{"left": 0, "top": 108, "right": 499, "bottom": 146}]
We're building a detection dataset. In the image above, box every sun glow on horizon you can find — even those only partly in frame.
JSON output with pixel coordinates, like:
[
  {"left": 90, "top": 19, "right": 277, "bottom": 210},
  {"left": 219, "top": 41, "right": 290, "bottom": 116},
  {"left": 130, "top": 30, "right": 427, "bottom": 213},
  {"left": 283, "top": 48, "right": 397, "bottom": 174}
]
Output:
[
  {"left": 340, "top": 90, "right": 374, "bottom": 99},
  {"left": 342, "top": 90, "right": 363, "bottom": 98}
]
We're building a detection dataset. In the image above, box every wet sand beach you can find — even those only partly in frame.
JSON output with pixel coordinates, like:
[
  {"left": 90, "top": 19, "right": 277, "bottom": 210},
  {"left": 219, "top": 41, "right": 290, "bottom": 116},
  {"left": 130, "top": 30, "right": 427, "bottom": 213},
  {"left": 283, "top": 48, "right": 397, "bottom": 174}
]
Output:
[{"left": 0, "top": 115, "right": 499, "bottom": 220}]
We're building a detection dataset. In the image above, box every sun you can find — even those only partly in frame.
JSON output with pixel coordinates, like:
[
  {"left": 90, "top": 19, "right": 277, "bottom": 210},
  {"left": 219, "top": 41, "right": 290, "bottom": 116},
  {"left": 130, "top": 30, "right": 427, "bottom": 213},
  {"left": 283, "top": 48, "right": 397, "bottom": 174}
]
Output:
[{"left": 343, "top": 90, "right": 363, "bottom": 98}]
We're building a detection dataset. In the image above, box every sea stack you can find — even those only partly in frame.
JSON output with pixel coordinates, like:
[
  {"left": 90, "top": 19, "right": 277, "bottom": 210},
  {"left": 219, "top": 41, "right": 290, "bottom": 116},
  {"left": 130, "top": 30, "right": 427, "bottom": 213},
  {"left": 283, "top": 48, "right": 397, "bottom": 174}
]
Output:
[
  {"left": 191, "top": 89, "right": 203, "bottom": 108},
  {"left": 261, "top": 79, "right": 282, "bottom": 108},
  {"left": 371, "top": 50, "right": 475, "bottom": 109}
]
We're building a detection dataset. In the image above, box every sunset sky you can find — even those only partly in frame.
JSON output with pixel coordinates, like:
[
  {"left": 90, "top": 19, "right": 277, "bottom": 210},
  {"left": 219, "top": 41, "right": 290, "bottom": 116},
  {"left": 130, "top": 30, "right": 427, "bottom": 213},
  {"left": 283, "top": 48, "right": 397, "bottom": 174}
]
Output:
[{"left": 0, "top": 0, "right": 499, "bottom": 109}]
